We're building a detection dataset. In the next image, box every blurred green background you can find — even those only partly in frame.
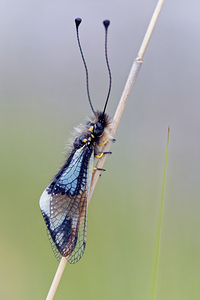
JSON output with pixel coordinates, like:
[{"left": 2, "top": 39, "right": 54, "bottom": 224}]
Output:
[{"left": 1, "top": 0, "right": 200, "bottom": 299}]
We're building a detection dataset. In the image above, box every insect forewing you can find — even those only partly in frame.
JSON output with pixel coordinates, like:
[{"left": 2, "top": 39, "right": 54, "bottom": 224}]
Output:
[{"left": 40, "top": 145, "right": 94, "bottom": 263}]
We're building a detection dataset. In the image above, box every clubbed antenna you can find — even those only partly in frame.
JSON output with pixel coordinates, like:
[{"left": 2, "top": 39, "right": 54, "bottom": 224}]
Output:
[
  {"left": 102, "top": 20, "right": 112, "bottom": 115},
  {"left": 75, "top": 18, "right": 96, "bottom": 115}
]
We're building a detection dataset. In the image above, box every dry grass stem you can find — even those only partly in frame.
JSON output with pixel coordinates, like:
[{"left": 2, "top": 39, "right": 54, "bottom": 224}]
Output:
[
  {"left": 46, "top": 0, "right": 165, "bottom": 298},
  {"left": 46, "top": 257, "right": 68, "bottom": 300},
  {"left": 137, "top": 0, "right": 165, "bottom": 60}
]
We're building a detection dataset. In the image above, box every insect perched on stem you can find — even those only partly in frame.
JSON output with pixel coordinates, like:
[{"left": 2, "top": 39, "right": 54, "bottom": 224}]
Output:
[{"left": 39, "top": 18, "right": 114, "bottom": 264}]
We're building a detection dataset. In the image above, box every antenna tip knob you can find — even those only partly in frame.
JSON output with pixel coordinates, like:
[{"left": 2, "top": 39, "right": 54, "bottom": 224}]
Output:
[
  {"left": 103, "top": 20, "right": 110, "bottom": 29},
  {"left": 75, "top": 18, "right": 82, "bottom": 28}
]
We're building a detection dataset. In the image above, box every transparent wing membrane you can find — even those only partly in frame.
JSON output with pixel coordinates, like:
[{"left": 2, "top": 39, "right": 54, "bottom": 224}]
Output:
[
  {"left": 47, "top": 229, "right": 62, "bottom": 261},
  {"left": 68, "top": 195, "right": 87, "bottom": 264}
]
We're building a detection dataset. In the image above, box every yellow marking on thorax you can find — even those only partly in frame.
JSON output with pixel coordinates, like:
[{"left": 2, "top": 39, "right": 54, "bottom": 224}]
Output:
[{"left": 88, "top": 126, "right": 93, "bottom": 132}]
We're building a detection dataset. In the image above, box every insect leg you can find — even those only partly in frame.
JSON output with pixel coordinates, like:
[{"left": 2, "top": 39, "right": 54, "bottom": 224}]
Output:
[
  {"left": 93, "top": 167, "right": 106, "bottom": 171},
  {"left": 98, "top": 139, "right": 108, "bottom": 146},
  {"left": 95, "top": 151, "right": 112, "bottom": 159}
]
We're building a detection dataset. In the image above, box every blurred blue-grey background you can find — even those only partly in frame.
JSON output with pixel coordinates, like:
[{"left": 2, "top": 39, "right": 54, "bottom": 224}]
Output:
[{"left": 1, "top": 0, "right": 200, "bottom": 299}]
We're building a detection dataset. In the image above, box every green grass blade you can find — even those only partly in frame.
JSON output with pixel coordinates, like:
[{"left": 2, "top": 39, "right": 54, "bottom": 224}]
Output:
[{"left": 150, "top": 126, "right": 170, "bottom": 300}]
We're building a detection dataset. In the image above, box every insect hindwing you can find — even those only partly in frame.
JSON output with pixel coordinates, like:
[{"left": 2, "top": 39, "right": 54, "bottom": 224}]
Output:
[{"left": 39, "top": 145, "right": 94, "bottom": 264}]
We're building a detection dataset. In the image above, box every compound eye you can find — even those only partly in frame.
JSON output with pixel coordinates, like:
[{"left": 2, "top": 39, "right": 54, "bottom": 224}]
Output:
[{"left": 94, "top": 122, "right": 104, "bottom": 136}]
